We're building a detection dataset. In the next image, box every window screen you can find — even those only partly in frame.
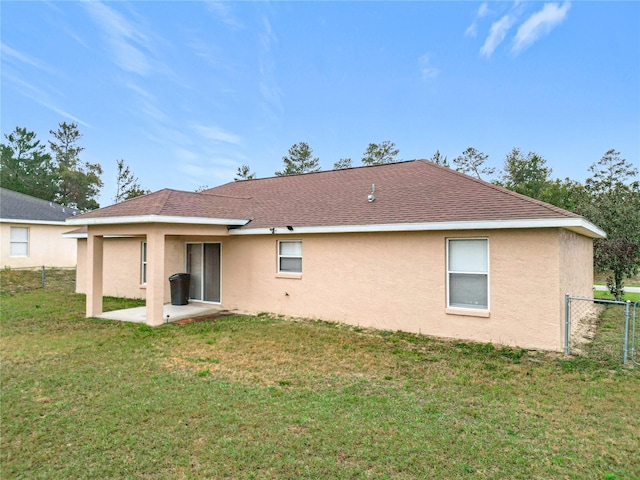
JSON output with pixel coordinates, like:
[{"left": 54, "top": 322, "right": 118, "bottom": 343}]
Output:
[
  {"left": 448, "top": 238, "right": 488, "bottom": 309},
  {"left": 278, "top": 241, "right": 302, "bottom": 273},
  {"left": 10, "top": 227, "right": 29, "bottom": 257}
]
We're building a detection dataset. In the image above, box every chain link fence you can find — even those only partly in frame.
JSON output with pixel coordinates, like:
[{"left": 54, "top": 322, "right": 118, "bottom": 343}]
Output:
[
  {"left": 0, "top": 266, "right": 76, "bottom": 294},
  {"left": 566, "top": 294, "right": 639, "bottom": 366}
]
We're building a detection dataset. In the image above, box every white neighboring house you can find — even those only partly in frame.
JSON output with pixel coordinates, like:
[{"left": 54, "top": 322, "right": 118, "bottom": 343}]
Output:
[{"left": 0, "top": 188, "right": 80, "bottom": 269}]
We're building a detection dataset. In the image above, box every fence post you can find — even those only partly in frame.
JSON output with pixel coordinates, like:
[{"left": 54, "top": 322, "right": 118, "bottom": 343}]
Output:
[
  {"left": 623, "top": 300, "right": 631, "bottom": 365},
  {"left": 41, "top": 265, "right": 45, "bottom": 289},
  {"left": 564, "top": 293, "right": 570, "bottom": 355}
]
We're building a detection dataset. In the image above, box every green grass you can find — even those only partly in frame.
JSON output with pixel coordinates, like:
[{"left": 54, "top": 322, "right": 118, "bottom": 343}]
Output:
[
  {"left": 594, "top": 290, "right": 640, "bottom": 303},
  {"left": 1, "top": 270, "right": 639, "bottom": 479}
]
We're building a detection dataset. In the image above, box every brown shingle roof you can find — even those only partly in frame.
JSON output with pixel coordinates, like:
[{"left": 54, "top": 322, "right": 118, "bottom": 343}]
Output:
[
  {"left": 72, "top": 160, "right": 595, "bottom": 233},
  {"left": 204, "top": 160, "right": 581, "bottom": 228},
  {"left": 74, "top": 188, "right": 251, "bottom": 221}
]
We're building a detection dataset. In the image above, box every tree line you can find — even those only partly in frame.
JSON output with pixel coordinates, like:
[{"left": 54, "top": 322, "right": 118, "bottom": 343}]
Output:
[
  {"left": 2, "top": 125, "right": 638, "bottom": 298},
  {"left": 1, "top": 123, "right": 147, "bottom": 211}
]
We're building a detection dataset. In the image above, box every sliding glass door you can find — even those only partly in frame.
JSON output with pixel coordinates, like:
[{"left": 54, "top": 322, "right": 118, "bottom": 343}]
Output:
[{"left": 186, "top": 243, "right": 221, "bottom": 303}]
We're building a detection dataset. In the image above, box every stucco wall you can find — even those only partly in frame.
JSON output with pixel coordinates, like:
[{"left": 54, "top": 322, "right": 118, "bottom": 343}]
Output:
[
  {"left": 559, "top": 229, "right": 594, "bottom": 298},
  {"left": 76, "top": 237, "right": 146, "bottom": 299},
  {"left": 221, "top": 229, "right": 567, "bottom": 351},
  {"left": 75, "top": 226, "right": 595, "bottom": 351},
  {"left": 559, "top": 229, "right": 595, "bottom": 343},
  {"left": 1, "top": 223, "right": 77, "bottom": 268},
  {"left": 77, "top": 235, "right": 210, "bottom": 302}
]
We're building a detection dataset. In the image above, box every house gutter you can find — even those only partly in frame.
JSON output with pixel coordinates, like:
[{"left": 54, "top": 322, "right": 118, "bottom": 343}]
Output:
[
  {"left": 230, "top": 218, "right": 606, "bottom": 239},
  {"left": 66, "top": 214, "right": 251, "bottom": 227},
  {"left": 64, "top": 216, "right": 605, "bottom": 239},
  {"left": 1, "top": 219, "right": 72, "bottom": 226}
]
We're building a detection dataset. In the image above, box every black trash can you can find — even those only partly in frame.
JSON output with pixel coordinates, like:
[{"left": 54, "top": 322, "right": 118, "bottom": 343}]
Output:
[{"left": 169, "top": 273, "right": 191, "bottom": 305}]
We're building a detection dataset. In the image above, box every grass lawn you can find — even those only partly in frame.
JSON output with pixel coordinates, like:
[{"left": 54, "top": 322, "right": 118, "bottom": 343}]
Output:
[
  {"left": 1, "top": 271, "right": 639, "bottom": 479},
  {"left": 594, "top": 290, "right": 640, "bottom": 303}
]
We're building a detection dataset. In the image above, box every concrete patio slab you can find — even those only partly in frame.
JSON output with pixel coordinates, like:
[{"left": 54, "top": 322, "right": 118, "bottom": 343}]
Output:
[{"left": 97, "top": 303, "right": 225, "bottom": 324}]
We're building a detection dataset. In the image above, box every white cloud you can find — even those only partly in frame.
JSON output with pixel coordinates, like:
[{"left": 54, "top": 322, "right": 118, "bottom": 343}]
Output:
[
  {"left": 512, "top": 2, "right": 571, "bottom": 54},
  {"left": 122, "top": 81, "right": 168, "bottom": 124},
  {"left": 175, "top": 147, "right": 200, "bottom": 164},
  {"left": 465, "top": 2, "right": 489, "bottom": 38},
  {"left": 480, "top": 14, "right": 516, "bottom": 57},
  {"left": 418, "top": 54, "right": 440, "bottom": 79},
  {"left": 205, "top": 1, "right": 243, "bottom": 29},
  {"left": 1, "top": 43, "right": 61, "bottom": 76},
  {"left": 81, "top": 1, "right": 152, "bottom": 76},
  {"left": 2, "top": 70, "right": 89, "bottom": 127},
  {"left": 258, "top": 15, "right": 283, "bottom": 117},
  {"left": 174, "top": 149, "right": 238, "bottom": 188},
  {"left": 192, "top": 125, "right": 242, "bottom": 145}
]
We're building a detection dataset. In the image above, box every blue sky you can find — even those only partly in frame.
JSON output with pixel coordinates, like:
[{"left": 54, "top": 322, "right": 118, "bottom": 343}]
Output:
[{"left": 2, "top": 1, "right": 638, "bottom": 206}]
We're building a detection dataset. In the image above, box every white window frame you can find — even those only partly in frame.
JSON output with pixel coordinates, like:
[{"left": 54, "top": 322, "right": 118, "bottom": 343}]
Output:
[
  {"left": 446, "top": 237, "right": 489, "bottom": 311},
  {"left": 141, "top": 241, "right": 147, "bottom": 284},
  {"left": 10, "top": 227, "right": 29, "bottom": 257},
  {"left": 278, "top": 240, "right": 302, "bottom": 274}
]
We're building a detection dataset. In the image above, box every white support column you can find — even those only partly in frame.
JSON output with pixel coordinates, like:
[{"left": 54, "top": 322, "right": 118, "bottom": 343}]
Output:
[
  {"left": 145, "top": 228, "right": 166, "bottom": 326},
  {"left": 86, "top": 232, "right": 104, "bottom": 318}
]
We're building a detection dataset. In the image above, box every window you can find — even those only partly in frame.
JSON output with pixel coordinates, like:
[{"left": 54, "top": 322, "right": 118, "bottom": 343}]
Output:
[
  {"left": 141, "top": 241, "right": 147, "bottom": 284},
  {"left": 278, "top": 241, "right": 302, "bottom": 274},
  {"left": 447, "top": 238, "right": 489, "bottom": 310},
  {"left": 10, "top": 227, "right": 29, "bottom": 257}
]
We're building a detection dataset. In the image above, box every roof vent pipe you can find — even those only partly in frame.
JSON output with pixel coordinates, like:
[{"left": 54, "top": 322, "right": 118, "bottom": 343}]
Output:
[{"left": 368, "top": 183, "right": 375, "bottom": 203}]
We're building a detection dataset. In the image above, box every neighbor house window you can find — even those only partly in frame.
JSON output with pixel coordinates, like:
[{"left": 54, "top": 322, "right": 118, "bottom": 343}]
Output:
[
  {"left": 278, "top": 240, "right": 302, "bottom": 273},
  {"left": 447, "top": 238, "right": 489, "bottom": 310},
  {"left": 141, "top": 241, "right": 147, "bottom": 284},
  {"left": 10, "top": 227, "right": 29, "bottom": 257}
]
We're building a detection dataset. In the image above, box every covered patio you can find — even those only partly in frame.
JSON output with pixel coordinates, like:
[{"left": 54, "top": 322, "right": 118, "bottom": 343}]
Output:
[{"left": 66, "top": 188, "right": 252, "bottom": 327}]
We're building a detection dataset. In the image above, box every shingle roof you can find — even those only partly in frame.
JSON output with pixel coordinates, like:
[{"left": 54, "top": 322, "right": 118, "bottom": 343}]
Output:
[
  {"left": 72, "top": 188, "right": 251, "bottom": 221},
  {"left": 0, "top": 188, "right": 80, "bottom": 222},
  {"left": 205, "top": 160, "right": 582, "bottom": 228},
  {"left": 71, "top": 160, "right": 601, "bottom": 236}
]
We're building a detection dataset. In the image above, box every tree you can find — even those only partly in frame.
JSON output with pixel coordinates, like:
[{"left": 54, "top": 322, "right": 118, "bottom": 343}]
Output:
[
  {"left": 539, "top": 178, "right": 586, "bottom": 212},
  {"left": 453, "top": 147, "right": 495, "bottom": 180},
  {"left": 361, "top": 141, "right": 399, "bottom": 166},
  {"left": 49, "top": 122, "right": 103, "bottom": 210},
  {"left": 333, "top": 158, "right": 352, "bottom": 170},
  {"left": 496, "top": 147, "right": 586, "bottom": 211},
  {"left": 500, "top": 148, "right": 552, "bottom": 199},
  {"left": 430, "top": 150, "right": 449, "bottom": 167},
  {"left": 578, "top": 149, "right": 640, "bottom": 300},
  {"left": 114, "top": 159, "right": 148, "bottom": 203},
  {"left": 0, "top": 127, "right": 57, "bottom": 201},
  {"left": 234, "top": 164, "right": 256, "bottom": 181},
  {"left": 275, "top": 142, "right": 320, "bottom": 176}
]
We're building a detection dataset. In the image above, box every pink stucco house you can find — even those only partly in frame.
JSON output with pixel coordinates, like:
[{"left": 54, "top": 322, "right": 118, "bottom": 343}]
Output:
[
  {"left": 67, "top": 160, "right": 604, "bottom": 351},
  {"left": 1, "top": 188, "right": 79, "bottom": 269}
]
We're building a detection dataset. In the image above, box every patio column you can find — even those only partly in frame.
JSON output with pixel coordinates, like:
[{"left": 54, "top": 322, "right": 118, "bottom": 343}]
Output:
[
  {"left": 86, "top": 232, "right": 104, "bottom": 318},
  {"left": 145, "top": 228, "right": 166, "bottom": 326}
]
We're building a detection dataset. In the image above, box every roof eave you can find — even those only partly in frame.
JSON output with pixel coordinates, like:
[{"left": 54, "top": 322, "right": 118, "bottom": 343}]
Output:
[
  {"left": 66, "top": 214, "right": 251, "bottom": 227},
  {"left": 63, "top": 232, "right": 88, "bottom": 239},
  {"left": 1, "top": 218, "right": 71, "bottom": 226},
  {"left": 230, "top": 218, "right": 607, "bottom": 238}
]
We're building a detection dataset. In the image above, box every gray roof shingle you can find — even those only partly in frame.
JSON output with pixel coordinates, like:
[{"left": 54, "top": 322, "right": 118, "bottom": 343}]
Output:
[{"left": 0, "top": 188, "right": 80, "bottom": 222}]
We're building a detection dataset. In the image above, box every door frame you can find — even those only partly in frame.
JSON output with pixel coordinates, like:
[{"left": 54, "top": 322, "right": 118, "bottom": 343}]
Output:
[{"left": 185, "top": 242, "right": 222, "bottom": 304}]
